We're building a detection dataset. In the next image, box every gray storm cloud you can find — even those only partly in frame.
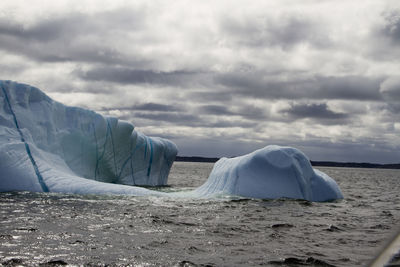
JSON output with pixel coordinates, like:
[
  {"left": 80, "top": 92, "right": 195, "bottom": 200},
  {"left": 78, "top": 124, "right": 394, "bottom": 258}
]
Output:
[{"left": 0, "top": 0, "right": 399, "bottom": 163}]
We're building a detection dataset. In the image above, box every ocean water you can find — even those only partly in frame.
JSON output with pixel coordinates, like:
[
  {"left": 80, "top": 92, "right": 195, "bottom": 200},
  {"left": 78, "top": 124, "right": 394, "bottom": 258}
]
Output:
[{"left": 0, "top": 162, "right": 400, "bottom": 266}]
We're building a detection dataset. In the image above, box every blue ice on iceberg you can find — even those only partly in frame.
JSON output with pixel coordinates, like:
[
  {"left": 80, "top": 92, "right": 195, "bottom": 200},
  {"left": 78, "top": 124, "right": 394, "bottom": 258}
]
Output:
[{"left": 0, "top": 80, "right": 343, "bottom": 201}]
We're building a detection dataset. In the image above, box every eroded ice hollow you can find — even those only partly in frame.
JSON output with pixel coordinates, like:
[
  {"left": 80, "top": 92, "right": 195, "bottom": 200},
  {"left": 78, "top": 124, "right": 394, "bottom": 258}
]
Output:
[{"left": 0, "top": 80, "right": 343, "bottom": 201}]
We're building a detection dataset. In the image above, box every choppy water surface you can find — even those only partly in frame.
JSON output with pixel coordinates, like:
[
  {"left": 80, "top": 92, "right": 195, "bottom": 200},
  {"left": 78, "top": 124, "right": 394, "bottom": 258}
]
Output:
[{"left": 1, "top": 162, "right": 400, "bottom": 266}]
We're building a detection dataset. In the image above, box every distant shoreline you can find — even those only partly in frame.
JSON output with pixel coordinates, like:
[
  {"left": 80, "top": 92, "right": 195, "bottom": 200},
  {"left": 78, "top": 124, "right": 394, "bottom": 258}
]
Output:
[{"left": 175, "top": 156, "right": 400, "bottom": 169}]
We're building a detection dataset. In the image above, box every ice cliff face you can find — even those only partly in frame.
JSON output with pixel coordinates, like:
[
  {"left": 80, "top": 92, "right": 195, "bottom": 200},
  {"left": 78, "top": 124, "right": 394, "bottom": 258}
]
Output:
[
  {"left": 192, "top": 145, "right": 343, "bottom": 202},
  {"left": 0, "top": 80, "right": 176, "bottom": 195}
]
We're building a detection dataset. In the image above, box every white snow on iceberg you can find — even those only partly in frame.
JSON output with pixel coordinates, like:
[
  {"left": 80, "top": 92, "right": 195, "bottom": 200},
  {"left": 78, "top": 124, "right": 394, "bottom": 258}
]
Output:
[
  {"left": 192, "top": 145, "right": 343, "bottom": 202},
  {"left": 0, "top": 80, "right": 343, "bottom": 201},
  {"left": 0, "top": 80, "right": 176, "bottom": 195}
]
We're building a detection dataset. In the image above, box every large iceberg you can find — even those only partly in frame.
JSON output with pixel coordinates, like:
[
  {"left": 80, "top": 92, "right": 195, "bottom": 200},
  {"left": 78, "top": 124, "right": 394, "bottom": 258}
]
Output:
[
  {"left": 0, "top": 80, "right": 176, "bottom": 195},
  {"left": 192, "top": 146, "right": 343, "bottom": 202},
  {"left": 0, "top": 80, "right": 343, "bottom": 201}
]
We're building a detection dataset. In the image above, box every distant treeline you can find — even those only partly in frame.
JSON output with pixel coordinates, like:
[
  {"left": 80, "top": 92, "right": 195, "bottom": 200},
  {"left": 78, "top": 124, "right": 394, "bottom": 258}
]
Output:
[
  {"left": 310, "top": 161, "right": 400, "bottom": 169},
  {"left": 175, "top": 156, "right": 219, "bottom": 163},
  {"left": 175, "top": 156, "right": 400, "bottom": 169}
]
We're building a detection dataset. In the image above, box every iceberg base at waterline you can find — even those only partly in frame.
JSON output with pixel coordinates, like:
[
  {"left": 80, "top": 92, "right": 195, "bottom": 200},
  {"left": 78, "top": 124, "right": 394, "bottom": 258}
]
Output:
[{"left": 0, "top": 80, "right": 343, "bottom": 202}]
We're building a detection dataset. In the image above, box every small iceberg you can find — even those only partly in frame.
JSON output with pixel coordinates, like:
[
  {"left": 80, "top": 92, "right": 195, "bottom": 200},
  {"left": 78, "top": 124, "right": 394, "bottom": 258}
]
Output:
[{"left": 192, "top": 145, "right": 343, "bottom": 202}]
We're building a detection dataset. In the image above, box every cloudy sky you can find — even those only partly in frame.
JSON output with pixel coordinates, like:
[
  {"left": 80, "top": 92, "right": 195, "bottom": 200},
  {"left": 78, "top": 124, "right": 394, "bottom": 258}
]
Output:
[{"left": 1, "top": 0, "right": 399, "bottom": 163}]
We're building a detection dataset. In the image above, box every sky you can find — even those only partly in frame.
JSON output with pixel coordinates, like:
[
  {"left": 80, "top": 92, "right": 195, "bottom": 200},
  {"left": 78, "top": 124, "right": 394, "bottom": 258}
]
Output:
[{"left": 0, "top": 0, "right": 399, "bottom": 163}]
